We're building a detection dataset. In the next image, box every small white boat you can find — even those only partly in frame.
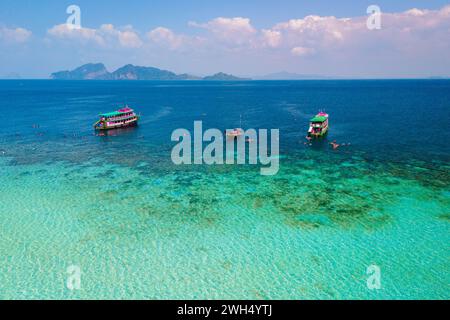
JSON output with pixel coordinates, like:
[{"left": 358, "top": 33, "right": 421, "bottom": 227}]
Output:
[
  {"left": 226, "top": 128, "right": 244, "bottom": 137},
  {"left": 226, "top": 114, "right": 244, "bottom": 137}
]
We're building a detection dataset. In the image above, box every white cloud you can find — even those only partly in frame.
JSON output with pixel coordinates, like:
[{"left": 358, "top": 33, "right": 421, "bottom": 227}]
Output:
[
  {"left": 147, "top": 27, "right": 206, "bottom": 52},
  {"left": 404, "top": 8, "right": 427, "bottom": 17},
  {"left": 0, "top": 27, "right": 32, "bottom": 43},
  {"left": 100, "top": 24, "right": 143, "bottom": 48},
  {"left": 269, "top": 15, "right": 353, "bottom": 51},
  {"left": 47, "top": 24, "right": 142, "bottom": 48},
  {"left": 259, "top": 5, "right": 450, "bottom": 58},
  {"left": 291, "top": 46, "right": 315, "bottom": 57},
  {"left": 189, "top": 17, "right": 256, "bottom": 46},
  {"left": 44, "top": 5, "right": 450, "bottom": 58},
  {"left": 147, "top": 27, "right": 186, "bottom": 50},
  {"left": 118, "top": 30, "right": 143, "bottom": 48},
  {"left": 261, "top": 29, "right": 281, "bottom": 48},
  {"left": 48, "top": 24, "right": 104, "bottom": 45}
]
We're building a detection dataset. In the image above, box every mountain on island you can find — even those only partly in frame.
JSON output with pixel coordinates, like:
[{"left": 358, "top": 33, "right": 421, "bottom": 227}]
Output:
[
  {"left": 203, "top": 72, "right": 250, "bottom": 81},
  {"left": 110, "top": 64, "right": 182, "bottom": 80},
  {"left": 51, "top": 63, "right": 110, "bottom": 80},
  {"left": 51, "top": 63, "right": 247, "bottom": 81}
]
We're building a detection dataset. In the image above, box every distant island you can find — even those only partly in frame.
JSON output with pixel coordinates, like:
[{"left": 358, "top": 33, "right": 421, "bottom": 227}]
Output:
[
  {"left": 51, "top": 63, "right": 250, "bottom": 81},
  {"left": 203, "top": 72, "right": 248, "bottom": 81},
  {"left": 253, "top": 71, "right": 331, "bottom": 80},
  {"left": 1, "top": 72, "right": 22, "bottom": 79}
]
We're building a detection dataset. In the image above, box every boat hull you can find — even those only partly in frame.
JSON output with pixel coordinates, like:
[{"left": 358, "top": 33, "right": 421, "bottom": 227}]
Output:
[
  {"left": 95, "top": 119, "right": 138, "bottom": 131},
  {"left": 308, "top": 126, "right": 328, "bottom": 137}
]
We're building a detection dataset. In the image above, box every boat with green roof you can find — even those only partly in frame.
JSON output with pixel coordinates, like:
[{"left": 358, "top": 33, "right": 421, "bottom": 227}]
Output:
[
  {"left": 94, "top": 106, "right": 139, "bottom": 130},
  {"left": 308, "top": 112, "right": 329, "bottom": 137}
]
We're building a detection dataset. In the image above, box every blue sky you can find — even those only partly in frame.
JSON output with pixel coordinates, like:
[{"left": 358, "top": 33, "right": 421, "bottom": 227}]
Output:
[{"left": 1, "top": 0, "right": 449, "bottom": 78}]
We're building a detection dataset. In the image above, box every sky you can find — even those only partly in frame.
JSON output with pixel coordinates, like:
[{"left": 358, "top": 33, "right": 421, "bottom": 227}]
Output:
[{"left": 0, "top": 0, "right": 449, "bottom": 78}]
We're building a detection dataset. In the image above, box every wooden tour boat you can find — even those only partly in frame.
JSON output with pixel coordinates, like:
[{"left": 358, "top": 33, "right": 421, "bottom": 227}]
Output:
[
  {"left": 94, "top": 106, "right": 139, "bottom": 130},
  {"left": 308, "top": 112, "right": 329, "bottom": 137}
]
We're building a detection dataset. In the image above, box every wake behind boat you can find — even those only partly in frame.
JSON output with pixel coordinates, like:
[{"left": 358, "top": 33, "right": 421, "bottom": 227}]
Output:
[{"left": 94, "top": 106, "right": 139, "bottom": 130}]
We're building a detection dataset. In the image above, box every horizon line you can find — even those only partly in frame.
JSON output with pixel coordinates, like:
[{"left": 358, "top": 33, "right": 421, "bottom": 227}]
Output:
[{"left": 2, "top": 77, "right": 449, "bottom": 81}]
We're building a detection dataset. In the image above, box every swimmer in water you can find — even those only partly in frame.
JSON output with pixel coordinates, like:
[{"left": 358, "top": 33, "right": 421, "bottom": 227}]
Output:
[{"left": 330, "top": 140, "right": 340, "bottom": 150}]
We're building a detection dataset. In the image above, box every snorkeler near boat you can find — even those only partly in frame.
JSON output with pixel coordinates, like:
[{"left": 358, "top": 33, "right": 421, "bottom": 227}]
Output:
[
  {"left": 329, "top": 140, "right": 351, "bottom": 150},
  {"left": 330, "top": 140, "right": 340, "bottom": 150},
  {"left": 94, "top": 106, "right": 139, "bottom": 130}
]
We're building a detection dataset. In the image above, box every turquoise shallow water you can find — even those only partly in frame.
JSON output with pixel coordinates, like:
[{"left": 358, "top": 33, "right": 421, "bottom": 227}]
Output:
[{"left": 0, "top": 80, "right": 449, "bottom": 299}]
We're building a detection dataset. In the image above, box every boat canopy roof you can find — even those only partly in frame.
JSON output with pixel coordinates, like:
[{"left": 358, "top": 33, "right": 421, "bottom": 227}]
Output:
[
  {"left": 310, "top": 115, "right": 328, "bottom": 122},
  {"left": 100, "top": 106, "right": 135, "bottom": 118},
  {"left": 100, "top": 111, "right": 122, "bottom": 117}
]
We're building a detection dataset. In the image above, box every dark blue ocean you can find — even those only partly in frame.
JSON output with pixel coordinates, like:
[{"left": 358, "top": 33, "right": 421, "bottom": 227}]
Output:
[{"left": 1, "top": 80, "right": 449, "bottom": 161}]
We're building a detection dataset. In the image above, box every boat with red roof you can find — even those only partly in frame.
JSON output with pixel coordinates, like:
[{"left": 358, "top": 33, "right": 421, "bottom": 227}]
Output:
[{"left": 94, "top": 106, "right": 139, "bottom": 130}]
